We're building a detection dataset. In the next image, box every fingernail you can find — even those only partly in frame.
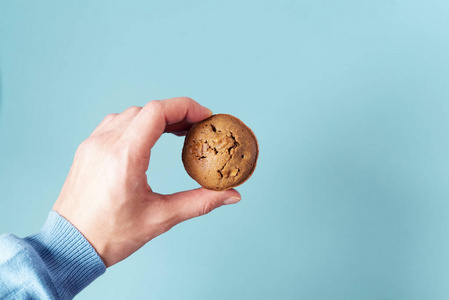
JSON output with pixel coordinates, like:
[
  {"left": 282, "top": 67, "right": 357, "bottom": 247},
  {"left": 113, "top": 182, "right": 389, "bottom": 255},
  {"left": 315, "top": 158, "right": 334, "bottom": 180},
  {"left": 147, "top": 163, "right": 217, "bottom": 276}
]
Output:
[{"left": 223, "top": 197, "right": 241, "bottom": 205}]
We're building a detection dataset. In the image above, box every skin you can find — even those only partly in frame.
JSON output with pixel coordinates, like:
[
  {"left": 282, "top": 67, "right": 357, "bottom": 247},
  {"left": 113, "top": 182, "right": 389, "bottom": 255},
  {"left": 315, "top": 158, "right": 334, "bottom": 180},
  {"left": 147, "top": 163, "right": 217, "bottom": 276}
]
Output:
[{"left": 52, "top": 97, "right": 241, "bottom": 268}]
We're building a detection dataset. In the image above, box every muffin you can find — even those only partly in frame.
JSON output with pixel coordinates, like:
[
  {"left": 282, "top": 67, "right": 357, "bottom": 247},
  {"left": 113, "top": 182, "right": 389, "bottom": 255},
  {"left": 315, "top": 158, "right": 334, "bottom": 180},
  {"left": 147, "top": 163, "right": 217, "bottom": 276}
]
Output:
[{"left": 182, "top": 114, "right": 258, "bottom": 191}]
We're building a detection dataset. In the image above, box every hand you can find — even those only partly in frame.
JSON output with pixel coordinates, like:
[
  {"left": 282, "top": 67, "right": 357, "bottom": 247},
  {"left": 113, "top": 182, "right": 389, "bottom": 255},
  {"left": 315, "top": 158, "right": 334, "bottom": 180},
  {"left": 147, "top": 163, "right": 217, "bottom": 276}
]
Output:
[{"left": 52, "top": 97, "right": 241, "bottom": 267}]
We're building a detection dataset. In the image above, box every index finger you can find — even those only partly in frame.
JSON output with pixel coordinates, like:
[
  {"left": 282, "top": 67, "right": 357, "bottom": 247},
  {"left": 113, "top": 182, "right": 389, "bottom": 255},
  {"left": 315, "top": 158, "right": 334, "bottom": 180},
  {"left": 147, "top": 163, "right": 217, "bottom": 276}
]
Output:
[{"left": 120, "top": 97, "right": 212, "bottom": 153}]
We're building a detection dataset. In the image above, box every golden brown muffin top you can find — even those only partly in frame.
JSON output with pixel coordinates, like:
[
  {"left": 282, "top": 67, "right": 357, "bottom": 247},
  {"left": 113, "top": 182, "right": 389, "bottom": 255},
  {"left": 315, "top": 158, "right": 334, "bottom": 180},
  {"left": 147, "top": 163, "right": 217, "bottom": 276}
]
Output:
[{"left": 182, "top": 114, "right": 258, "bottom": 191}]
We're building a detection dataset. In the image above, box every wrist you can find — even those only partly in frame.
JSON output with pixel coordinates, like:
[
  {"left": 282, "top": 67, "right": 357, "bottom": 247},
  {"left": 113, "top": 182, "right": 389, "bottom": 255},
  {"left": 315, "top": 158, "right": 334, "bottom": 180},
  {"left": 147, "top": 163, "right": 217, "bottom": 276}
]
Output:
[{"left": 24, "top": 211, "right": 106, "bottom": 299}]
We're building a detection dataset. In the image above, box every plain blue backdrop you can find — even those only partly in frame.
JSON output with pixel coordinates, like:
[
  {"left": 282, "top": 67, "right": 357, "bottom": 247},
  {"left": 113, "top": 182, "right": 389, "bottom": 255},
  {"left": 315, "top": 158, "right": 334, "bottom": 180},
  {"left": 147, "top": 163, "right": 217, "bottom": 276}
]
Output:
[{"left": 1, "top": 1, "right": 449, "bottom": 299}]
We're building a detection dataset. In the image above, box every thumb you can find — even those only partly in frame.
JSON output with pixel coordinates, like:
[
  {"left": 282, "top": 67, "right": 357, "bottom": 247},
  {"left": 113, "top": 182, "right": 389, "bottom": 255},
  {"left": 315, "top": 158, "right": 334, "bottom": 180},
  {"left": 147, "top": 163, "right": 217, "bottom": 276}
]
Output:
[{"left": 163, "top": 188, "right": 241, "bottom": 224}]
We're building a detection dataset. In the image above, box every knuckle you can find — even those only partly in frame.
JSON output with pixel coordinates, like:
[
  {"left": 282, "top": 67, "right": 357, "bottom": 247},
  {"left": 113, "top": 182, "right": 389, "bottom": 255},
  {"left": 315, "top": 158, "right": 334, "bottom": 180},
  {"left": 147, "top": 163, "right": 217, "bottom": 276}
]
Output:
[
  {"left": 124, "top": 106, "right": 141, "bottom": 115},
  {"left": 200, "top": 200, "right": 216, "bottom": 216},
  {"left": 144, "top": 100, "right": 163, "bottom": 113},
  {"left": 178, "top": 97, "right": 196, "bottom": 108},
  {"left": 183, "top": 97, "right": 198, "bottom": 107},
  {"left": 76, "top": 138, "right": 97, "bottom": 155},
  {"left": 181, "top": 96, "right": 194, "bottom": 102},
  {"left": 104, "top": 113, "right": 117, "bottom": 122}
]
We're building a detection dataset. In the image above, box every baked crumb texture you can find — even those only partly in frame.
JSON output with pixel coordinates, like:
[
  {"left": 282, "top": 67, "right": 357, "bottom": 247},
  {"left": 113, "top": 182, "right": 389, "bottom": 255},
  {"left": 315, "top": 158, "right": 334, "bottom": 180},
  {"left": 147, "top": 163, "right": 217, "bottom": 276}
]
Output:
[{"left": 182, "top": 114, "right": 258, "bottom": 191}]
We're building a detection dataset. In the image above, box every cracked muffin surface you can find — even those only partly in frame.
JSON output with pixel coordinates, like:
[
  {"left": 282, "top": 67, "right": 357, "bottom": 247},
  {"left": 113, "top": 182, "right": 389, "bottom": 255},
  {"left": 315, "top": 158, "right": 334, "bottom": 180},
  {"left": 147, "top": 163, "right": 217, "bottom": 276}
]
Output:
[{"left": 182, "top": 114, "right": 258, "bottom": 191}]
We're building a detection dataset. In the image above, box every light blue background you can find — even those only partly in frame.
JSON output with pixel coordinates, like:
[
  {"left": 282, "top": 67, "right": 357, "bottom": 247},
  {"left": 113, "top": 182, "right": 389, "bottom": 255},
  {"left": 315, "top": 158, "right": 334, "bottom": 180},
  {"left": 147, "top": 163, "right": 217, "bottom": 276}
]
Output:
[{"left": 1, "top": 1, "right": 449, "bottom": 299}]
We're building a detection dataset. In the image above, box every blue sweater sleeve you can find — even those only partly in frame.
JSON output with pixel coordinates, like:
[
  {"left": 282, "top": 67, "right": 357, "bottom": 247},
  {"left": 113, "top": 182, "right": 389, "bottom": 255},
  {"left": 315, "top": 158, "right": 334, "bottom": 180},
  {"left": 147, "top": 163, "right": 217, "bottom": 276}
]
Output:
[{"left": 0, "top": 211, "right": 106, "bottom": 299}]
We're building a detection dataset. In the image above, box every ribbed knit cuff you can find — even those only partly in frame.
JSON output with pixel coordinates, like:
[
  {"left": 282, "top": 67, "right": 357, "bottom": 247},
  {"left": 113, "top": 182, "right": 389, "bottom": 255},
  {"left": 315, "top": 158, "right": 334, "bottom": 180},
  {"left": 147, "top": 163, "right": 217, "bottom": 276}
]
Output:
[{"left": 24, "top": 211, "right": 106, "bottom": 300}]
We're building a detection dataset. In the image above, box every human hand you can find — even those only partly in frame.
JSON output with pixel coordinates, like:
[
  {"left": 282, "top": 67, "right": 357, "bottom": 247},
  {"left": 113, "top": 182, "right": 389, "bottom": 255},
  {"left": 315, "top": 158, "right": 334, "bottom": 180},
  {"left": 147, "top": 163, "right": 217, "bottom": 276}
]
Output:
[{"left": 52, "top": 97, "right": 241, "bottom": 267}]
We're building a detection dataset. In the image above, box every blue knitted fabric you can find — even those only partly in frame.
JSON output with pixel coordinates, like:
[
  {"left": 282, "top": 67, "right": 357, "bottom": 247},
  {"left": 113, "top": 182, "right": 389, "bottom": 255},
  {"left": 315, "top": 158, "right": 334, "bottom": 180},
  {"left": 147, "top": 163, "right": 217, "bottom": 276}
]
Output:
[{"left": 0, "top": 211, "right": 106, "bottom": 299}]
